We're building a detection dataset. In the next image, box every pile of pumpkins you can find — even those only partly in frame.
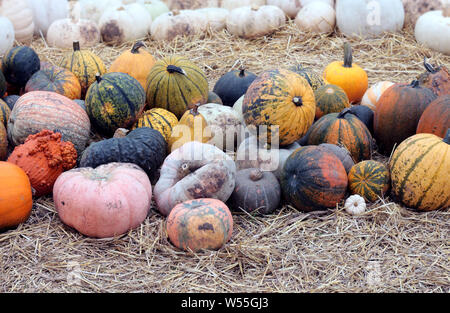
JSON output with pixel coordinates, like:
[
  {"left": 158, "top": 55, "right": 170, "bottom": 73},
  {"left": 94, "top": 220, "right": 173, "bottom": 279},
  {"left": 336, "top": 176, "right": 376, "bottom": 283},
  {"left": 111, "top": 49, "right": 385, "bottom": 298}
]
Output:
[
  {"left": 0, "top": 37, "right": 449, "bottom": 253},
  {"left": 1, "top": 0, "right": 448, "bottom": 55}
]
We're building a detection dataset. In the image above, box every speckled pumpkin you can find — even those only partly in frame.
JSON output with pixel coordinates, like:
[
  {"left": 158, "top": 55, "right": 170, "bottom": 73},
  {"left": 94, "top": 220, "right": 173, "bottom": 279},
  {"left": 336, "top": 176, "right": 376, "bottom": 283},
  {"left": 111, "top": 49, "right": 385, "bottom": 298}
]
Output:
[
  {"left": 289, "top": 65, "right": 327, "bottom": 91},
  {"left": 0, "top": 99, "right": 11, "bottom": 127},
  {"left": 314, "top": 84, "right": 350, "bottom": 119},
  {"left": 417, "top": 59, "right": 449, "bottom": 97},
  {"left": 0, "top": 123, "right": 7, "bottom": 160},
  {"left": 348, "top": 160, "right": 390, "bottom": 202},
  {"left": 166, "top": 198, "right": 233, "bottom": 252},
  {"left": 416, "top": 95, "right": 450, "bottom": 138},
  {"left": 146, "top": 55, "right": 209, "bottom": 118},
  {"left": 132, "top": 108, "right": 178, "bottom": 142},
  {"left": 2, "top": 46, "right": 40, "bottom": 86},
  {"left": 243, "top": 69, "right": 316, "bottom": 146}
]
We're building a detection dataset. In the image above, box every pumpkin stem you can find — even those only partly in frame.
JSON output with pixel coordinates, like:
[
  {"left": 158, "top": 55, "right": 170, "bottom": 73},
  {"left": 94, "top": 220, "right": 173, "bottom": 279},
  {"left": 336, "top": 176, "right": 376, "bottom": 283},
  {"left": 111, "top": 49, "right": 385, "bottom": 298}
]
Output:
[
  {"left": 73, "top": 41, "right": 80, "bottom": 52},
  {"left": 423, "top": 58, "right": 437, "bottom": 73},
  {"left": 343, "top": 43, "right": 353, "bottom": 68},
  {"left": 239, "top": 68, "right": 246, "bottom": 78},
  {"left": 410, "top": 80, "right": 420, "bottom": 88},
  {"left": 444, "top": 129, "right": 450, "bottom": 144},
  {"left": 293, "top": 96, "right": 303, "bottom": 106},
  {"left": 131, "top": 41, "right": 146, "bottom": 54},
  {"left": 95, "top": 73, "right": 102, "bottom": 83},
  {"left": 337, "top": 107, "right": 352, "bottom": 118},
  {"left": 167, "top": 65, "right": 186, "bottom": 76},
  {"left": 190, "top": 103, "right": 200, "bottom": 116},
  {"left": 249, "top": 169, "right": 263, "bottom": 181}
]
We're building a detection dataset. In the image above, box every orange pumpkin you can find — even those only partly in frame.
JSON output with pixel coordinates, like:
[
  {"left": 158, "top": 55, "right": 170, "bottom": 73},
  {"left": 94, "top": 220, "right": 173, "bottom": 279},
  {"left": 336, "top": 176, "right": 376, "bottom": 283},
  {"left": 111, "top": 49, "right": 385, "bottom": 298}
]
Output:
[
  {"left": 0, "top": 161, "right": 33, "bottom": 230},
  {"left": 416, "top": 95, "right": 449, "bottom": 138},
  {"left": 323, "top": 43, "right": 368, "bottom": 104}
]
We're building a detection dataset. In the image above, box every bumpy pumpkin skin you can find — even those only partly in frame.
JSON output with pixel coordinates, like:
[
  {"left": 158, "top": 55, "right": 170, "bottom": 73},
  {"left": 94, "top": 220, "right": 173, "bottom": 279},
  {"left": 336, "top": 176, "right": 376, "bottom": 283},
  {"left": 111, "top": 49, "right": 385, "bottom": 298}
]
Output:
[
  {"left": 212, "top": 68, "right": 257, "bottom": 107},
  {"left": 0, "top": 99, "right": 11, "bottom": 127},
  {"left": 417, "top": 61, "right": 449, "bottom": 97},
  {"left": 146, "top": 55, "right": 209, "bottom": 119},
  {"left": 289, "top": 65, "right": 327, "bottom": 91},
  {"left": 281, "top": 146, "right": 348, "bottom": 212},
  {"left": 389, "top": 132, "right": 450, "bottom": 211},
  {"left": 0, "top": 123, "right": 7, "bottom": 160},
  {"left": 0, "top": 161, "right": 33, "bottom": 230},
  {"left": 314, "top": 84, "right": 350, "bottom": 119},
  {"left": 348, "top": 160, "right": 390, "bottom": 203},
  {"left": 416, "top": 95, "right": 449, "bottom": 138},
  {"left": 132, "top": 108, "right": 178, "bottom": 142},
  {"left": 166, "top": 198, "right": 233, "bottom": 252},
  {"left": 2, "top": 46, "right": 40, "bottom": 86},
  {"left": 243, "top": 69, "right": 316, "bottom": 146}
]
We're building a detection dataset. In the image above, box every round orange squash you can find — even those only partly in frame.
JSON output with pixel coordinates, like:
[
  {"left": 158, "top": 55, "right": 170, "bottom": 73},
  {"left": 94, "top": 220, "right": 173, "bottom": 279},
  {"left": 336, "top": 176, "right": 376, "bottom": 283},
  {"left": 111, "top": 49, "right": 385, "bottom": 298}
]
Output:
[{"left": 416, "top": 95, "right": 449, "bottom": 138}]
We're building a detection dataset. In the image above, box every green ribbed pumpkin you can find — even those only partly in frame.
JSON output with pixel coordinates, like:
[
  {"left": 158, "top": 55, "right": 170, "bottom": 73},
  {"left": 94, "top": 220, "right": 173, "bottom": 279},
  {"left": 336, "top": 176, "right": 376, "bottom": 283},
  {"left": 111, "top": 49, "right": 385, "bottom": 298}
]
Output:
[
  {"left": 314, "top": 84, "right": 350, "bottom": 120},
  {"left": 0, "top": 99, "right": 10, "bottom": 128},
  {"left": 348, "top": 160, "right": 390, "bottom": 202},
  {"left": 132, "top": 108, "right": 178, "bottom": 142},
  {"left": 85, "top": 73, "right": 146, "bottom": 136},
  {"left": 145, "top": 55, "right": 208, "bottom": 119},
  {"left": 289, "top": 65, "right": 327, "bottom": 91}
]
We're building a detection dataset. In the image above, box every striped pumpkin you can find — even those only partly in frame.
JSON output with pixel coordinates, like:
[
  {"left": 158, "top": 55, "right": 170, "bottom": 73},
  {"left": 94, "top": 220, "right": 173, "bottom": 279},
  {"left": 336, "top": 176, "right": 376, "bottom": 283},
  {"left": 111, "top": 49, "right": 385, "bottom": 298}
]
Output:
[
  {"left": 314, "top": 84, "right": 350, "bottom": 119},
  {"left": 24, "top": 62, "right": 81, "bottom": 100},
  {"left": 59, "top": 41, "right": 106, "bottom": 97},
  {"left": 243, "top": 69, "right": 316, "bottom": 146},
  {"left": 132, "top": 108, "right": 178, "bottom": 142},
  {"left": 85, "top": 73, "right": 146, "bottom": 136},
  {"left": 307, "top": 108, "right": 373, "bottom": 162},
  {"left": 146, "top": 55, "right": 209, "bottom": 119},
  {"left": 416, "top": 95, "right": 449, "bottom": 138},
  {"left": 348, "top": 160, "right": 390, "bottom": 202},
  {"left": 0, "top": 99, "right": 11, "bottom": 127},
  {"left": 2, "top": 46, "right": 40, "bottom": 86},
  {"left": 361, "top": 81, "right": 394, "bottom": 110},
  {"left": 289, "top": 65, "right": 327, "bottom": 91},
  {"left": 389, "top": 130, "right": 450, "bottom": 211},
  {"left": 0, "top": 122, "right": 7, "bottom": 160}
]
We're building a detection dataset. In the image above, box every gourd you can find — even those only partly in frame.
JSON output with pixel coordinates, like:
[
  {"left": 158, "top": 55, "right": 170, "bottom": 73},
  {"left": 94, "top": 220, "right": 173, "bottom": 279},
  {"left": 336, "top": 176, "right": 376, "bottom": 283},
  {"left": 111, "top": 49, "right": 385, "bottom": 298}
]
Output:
[
  {"left": 26, "top": 0, "right": 69, "bottom": 36},
  {"left": 389, "top": 130, "right": 450, "bottom": 211},
  {"left": 136, "top": 0, "right": 170, "bottom": 20},
  {"left": 361, "top": 81, "right": 394, "bottom": 110},
  {"left": 2, "top": 46, "right": 40, "bottom": 87},
  {"left": 314, "top": 84, "right": 350, "bottom": 120},
  {"left": 0, "top": 123, "right": 7, "bottom": 160},
  {"left": 415, "top": 7, "right": 450, "bottom": 55},
  {"left": 150, "top": 10, "right": 208, "bottom": 41},
  {"left": 76, "top": 0, "right": 122, "bottom": 24},
  {"left": 417, "top": 60, "right": 450, "bottom": 97},
  {"left": 318, "top": 143, "right": 355, "bottom": 174},
  {"left": 220, "top": 0, "right": 266, "bottom": 10},
  {"left": 0, "top": 99, "right": 10, "bottom": 127},
  {"left": 347, "top": 104, "right": 374, "bottom": 134},
  {"left": 46, "top": 16, "right": 100, "bottom": 49},
  {"left": 295, "top": 1, "right": 336, "bottom": 34},
  {"left": 167, "top": 0, "right": 220, "bottom": 10},
  {"left": 0, "top": 0, "right": 34, "bottom": 44},
  {"left": 53, "top": 162, "right": 152, "bottom": 238},
  {"left": 154, "top": 141, "right": 236, "bottom": 216},
  {"left": 416, "top": 95, "right": 450, "bottom": 138},
  {"left": 0, "top": 17, "right": 14, "bottom": 56},
  {"left": 402, "top": 0, "right": 444, "bottom": 26},
  {"left": 288, "top": 65, "right": 327, "bottom": 91},
  {"left": 207, "top": 91, "right": 223, "bottom": 105},
  {"left": 0, "top": 161, "right": 33, "bottom": 230},
  {"left": 213, "top": 68, "right": 257, "bottom": 107},
  {"left": 344, "top": 194, "right": 366, "bottom": 215},
  {"left": 197, "top": 7, "right": 230, "bottom": 32},
  {"left": 132, "top": 108, "right": 178, "bottom": 142},
  {"left": 348, "top": 160, "right": 390, "bottom": 202},
  {"left": 268, "top": 0, "right": 335, "bottom": 18}
]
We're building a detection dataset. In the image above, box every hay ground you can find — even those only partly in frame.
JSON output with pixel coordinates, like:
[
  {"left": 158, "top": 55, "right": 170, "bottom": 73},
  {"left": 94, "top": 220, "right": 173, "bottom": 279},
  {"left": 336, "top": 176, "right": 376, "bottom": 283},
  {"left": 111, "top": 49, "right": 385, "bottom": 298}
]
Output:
[{"left": 1, "top": 22, "right": 449, "bottom": 293}]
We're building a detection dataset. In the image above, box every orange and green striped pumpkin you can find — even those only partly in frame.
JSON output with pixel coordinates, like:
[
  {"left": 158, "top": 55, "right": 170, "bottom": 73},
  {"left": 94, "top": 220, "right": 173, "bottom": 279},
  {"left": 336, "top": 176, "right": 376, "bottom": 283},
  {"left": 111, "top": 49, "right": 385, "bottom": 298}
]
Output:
[
  {"left": 389, "top": 130, "right": 450, "bottom": 211},
  {"left": 146, "top": 55, "right": 209, "bottom": 119},
  {"left": 289, "top": 65, "right": 327, "bottom": 91},
  {"left": 132, "top": 108, "right": 178, "bottom": 142},
  {"left": 243, "top": 69, "right": 316, "bottom": 146},
  {"left": 348, "top": 160, "right": 390, "bottom": 202},
  {"left": 0, "top": 99, "right": 11, "bottom": 127},
  {"left": 314, "top": 84, "right": 350, "bottom": 120}
]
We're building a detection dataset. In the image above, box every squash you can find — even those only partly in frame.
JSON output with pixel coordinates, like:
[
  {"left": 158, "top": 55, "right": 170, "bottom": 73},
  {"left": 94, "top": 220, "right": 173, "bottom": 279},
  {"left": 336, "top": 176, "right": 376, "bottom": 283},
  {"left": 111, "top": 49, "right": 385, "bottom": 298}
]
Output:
[
  {"left": 402, "top": 0, "right": 444, "bottom": 26},
  {"left": 348, "top": 104, "right": 374, "bottom": 134},
  {"left": 295, "top": 1, "right": 336, "bottom": 34},
  {"left": 154, "top": 141, "right": 236, "bottom": 216},
  {"left": 80, "top": 127, "right": 167, "bottom": 180},
  {"left": 417, "top": 59, "right": 450, "bottom": 97},
  {"left": 136, "top": 0, "right": 170, "bottom": 20},
  {"left": 59, "top": 41, "right": 107, "bottom": 98},
  {"left": 0, "top": 16, "right": 14, "bottom": 56},
  {"left": 232, "top": 95, "right": 245, "bottom": 125},
  {"left": 361, "top": 81, "right": 395, "bottom": 110},
  {"left": 150, "top": 9, "right": 207, "bottom": 41},
  {"left": 220, "top": 0, "right": 266, "bottom": 10},
  {"left": 108, "top": 41, "right": 156, "bottom": 92},
  {"left": 0, "top": 99, "right": 10, "bottom": 127},
  {"left": 416, "top": 95, "right": 450, "bottom": 138},
  {"left": 166, "top": 198, "right": 233, "bottom": 252},
  {"left": 0, "top": 0, "right": 34, "bottom": 44},
  {"left": 348, "top": 160, "right": 390, "bottom": 202},
  {"left": 307, "top": 108, "right": 373, "bottom": 162},
  {"left": 318, "top": 143, "right": 355, "bottom": 174},
  {"left": 2, "top": 95, "right": 19, "bottom": 111},
  {"left": 132, "top": 108, "right": 178, "bottom": 142},
  {"left": 0, "top": 122, "right": 7, "bottom": 160},
  {"left": 146, "top": 55, "right": 209, "bottom": 119},
  {"left": 289, "top": 65, "right": 327, "bottom": 91},
  {"left": 268, "top": 0, "right": 335, "bottom": 19},
  {"left": 85, "top": 73, "right": 146, "bottom": 135},
  {"left": 0, "top": 161, "right": 33, "bottom": 230},
  {"left": 167, "top": 0, "right": 220, "bottom": 10},
  {"left": 24, "top": 62, "right": 81, "bottom": 100},
  {"left": 415, "top": 8, "right": 450, "bottom": 55},
  {"left": 323, "top": 43, "right": 368, "bottom": 104},
  {"left": 314, "top": 84, "right": 350, "bottom": 120},
  {"left": 344, "top": 194, "right": 366, "bottom": 215},
  {"left": 243, "top": 69, "right": 316, "bottom": 146},
  {"left": 46, "top": 16, "right": 100, "bottom": 49},
  {"left": 0, "top": 70, "right": 5, "bottom": 99},
  {"left": 2, "top": 46, "right": 40, "bottom": 87},
  {"left": 7, "top": 129, "right": 77, "bottom": 197},
  {"left": 7, "top": 91, "right": 91, "bottom": 154},
  {"left": 281, "top": 145, "right": 348, "bottom": 212},
  {"left": 374, "top": 81, "right": 437, "bottom": 155},
  {"left": 53, "top": 162, "right": 152, "bottom": 238},
  {"left": 229, "top": 168, "right": 280, "bottom": 215},
  {"left": 75, "top": 0, "right": 121, "bottom": 24},
  {"left": 389, "top": 130, "right": 450, "bottom": 211},
  {"left": 213, "top": 68, "right": 257, "bottom": 107},
  {"left": 198, "top": 7, "right": 230, "bottom": 32},
  {"left": 207, "top": 91, "right": 223, "bottom": 105},
  {"left": 26, "top": 0, "right": 69, "bottom": 36}
]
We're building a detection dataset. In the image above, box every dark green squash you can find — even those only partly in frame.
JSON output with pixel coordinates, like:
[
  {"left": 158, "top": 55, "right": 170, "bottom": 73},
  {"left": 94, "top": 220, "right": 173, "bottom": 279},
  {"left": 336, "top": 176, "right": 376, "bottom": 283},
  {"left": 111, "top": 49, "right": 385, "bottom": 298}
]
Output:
[
  {"left": 0, "top": 70, "right": 6, "bottom": 98},
  {"left": 213, "top": 68, "right": 257, "bottom": 107},
  {"left": 348, "top": 105, "right": 374, "bottom": 134},
  {"left": 207, "top": 91, "right": 223, "bottom": 105},
  {"left": 2, "top": 46, "right": 40, "bottom": 86}
]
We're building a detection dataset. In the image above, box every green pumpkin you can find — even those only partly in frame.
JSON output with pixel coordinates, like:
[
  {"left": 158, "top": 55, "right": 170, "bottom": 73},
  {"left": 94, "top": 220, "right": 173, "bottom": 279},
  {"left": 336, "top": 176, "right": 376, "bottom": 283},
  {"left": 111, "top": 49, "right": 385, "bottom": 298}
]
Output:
[
  {"left": 85, "top": 73, "right": 146, "bottom": 135},
  {"left": 2, "top": 46, "right": 40, "bottom": 86},
  {"left": 348, "top": 160, "right": 390, "bottom": 202},
  {"left": 289, "top": 65, "right": 327, "bottom": 91},
  {"left": 314, "top": 84, "right": 350, "bottom": 120}
]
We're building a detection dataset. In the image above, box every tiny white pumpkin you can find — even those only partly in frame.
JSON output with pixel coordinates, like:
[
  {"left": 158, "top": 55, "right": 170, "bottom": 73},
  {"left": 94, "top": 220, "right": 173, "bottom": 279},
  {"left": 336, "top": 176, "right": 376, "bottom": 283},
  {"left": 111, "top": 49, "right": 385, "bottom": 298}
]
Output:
[
  {"left": 197, "top": 7, "right": 230, "bottom": 32},
  {"left": 150, "top": 10, "right": 208, "bottom": 41},
  {"left": 344, "top": 194, "right": 367, "bottom": 215},
  {"left": 415, "top": 8, "right": 450, "bottom": 55},
  {"left": 361, "top": 81, "right": 394, "bottom": 110},
  {"left": 295, "top": 1, "right": 336, "bottom": 33},
  {"left": 46, "top": 17, "right": 100, "bottom": 49},
  {"left": 0, "top": 16, "right": 15, "bottom": 56},
  {"left": 0, "top": 0, "right": 35, "bottom": 44},
  {"left": 26, "top": 0, "right": 69, "bottom": 36}
]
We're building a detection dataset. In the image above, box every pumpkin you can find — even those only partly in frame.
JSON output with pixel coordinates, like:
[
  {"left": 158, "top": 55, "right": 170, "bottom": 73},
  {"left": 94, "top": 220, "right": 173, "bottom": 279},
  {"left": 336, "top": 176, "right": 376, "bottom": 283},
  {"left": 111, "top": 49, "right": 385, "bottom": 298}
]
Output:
[
  {"left": 213, "top": 68, "right": 257, "bottom": 107},
  {"left": 207, "top": 91, "right": 223, "bottom": 105},
  {"left": 415, "top": 8, "right": 450, "bottom": 55},
  {"left": 361, "top": 81, "right": 395, "bottom": 110},
  {"left": 167, "top": 0, "right": 220, "bottom": 10},
  {"left": 220, "top": 0, "right": 266, "bottom": 10},
  {"left": 7, "top": 91, "right": 91, "bottom": 154},
  {"left": 344, "top": 194, "right": 366, "bottom": 215},
  {"left": 347, "top": 104, "right": 374, "bottom": 134},
  {"left": 166, "top": 198, "right": 233, "bottom": 252},
  {"left": 3, "top": 95, "right": 20, "bottom": 111},
  {"left": 0, "top": 0, "right": 34, "bottom": 44},
  {"left": 289, "top": 65, "right": 327, "bottom": 91},
  {"left": 417, "top": 59, "right": 450, "bottom": 97},
  {"left": 268, "top": 0, "right": 335, "bottom": 18},
  {"left": 0, "top": 70, "right": 5, "bottom": 99},
  {"left": 348, "top": 160, "right": 390, "bottom": 202},
  {"left": 389, "top": 130, "right": 450, "bottom": 211},
  {"left": 416, "top": 95, "right": 450, "bottom": 138},
  {"left": 26, "top": 0, "right": 69, "bottom": 36},
  {"left": 0, "top": 122, "right": 7, "bottom": 160},
  {"left": 53, "top": 162, "right": 152, "bottom": 238},
  {"left": 150, "top": 10, "right": 208, "bottom": 41},
  {"left": 314, "top": 84, "right": 350, "bottom": 120},
  {"left": 0, "top": 161, "right": 33, "bottom": 230},
  {"left": 229, "top": 168, "right": 280, "bottom": 215},
  {"left": 2, "top": 46, "right": 40, "bottom": 87},
  {"left": 198, "top": 7, "right": 230, "bottom": 32},
  {"left": 7, "top": 129, "right": 77, "bottom": 197},
  {"left": 402, "top": 0, "right": 444, "bottom": 26},
  {"left": 136, "top": 0, "right": 170, "bottom": 20},
  {"left": 226, "top": 5, "right": 286, "bottom": 39},
  {"left": 295, "top": 1, "right": 336, "bottom": 34},
  {"left": 336, "top": 0, "right": 405, "bottom": 38},
  {"left": 132, "top": 108, "right": 178, "bottom": 142},
  {"left": 154, "top": 141, "right": 236, "bottom": 216},
  {"left": 76, "top": 0, "right": 121, "bottom": 24},
  {"left": 24, "top": 62, "right": 82, "bottom": 100},
  {"left": 232, "top": 95, "right": 245, "bottom": 125},
  {"left": 80, "top": 127, "right": 167, "bottom": 180},
  {"left": 146, "top": 55, "right": 209, "bottom": 119},
  {"left": 0, "top": 16, "right": 14, "bottom": 56},
  {"left": 318, "top": 143, "right": 355, "bottom": 174},
  {"left": 0, "top": 98, "right": 11, "bottom": 127},
  {"left": 59, "top": 41, "right": 107, "bottom": 97},
  {"left": 243, "top": 69, "right": 316, "bottom": 146},
  {"left": 323, "top": 43, "right": 368, "bottom": 104},
  {"left": 281, "top": 145, "right": 348, "bottom": 212},
  {"left": 373, "top": 81, "right": 437, "bottom": 155},
  {"left": 46, "top": 16, "right": 100, "bottom": 49},
  {"left": 307, "top": 108, "right": 373, "bottom": 162},
  {"left": 108, "top": 41, "right": 156, "bottom": 92}
]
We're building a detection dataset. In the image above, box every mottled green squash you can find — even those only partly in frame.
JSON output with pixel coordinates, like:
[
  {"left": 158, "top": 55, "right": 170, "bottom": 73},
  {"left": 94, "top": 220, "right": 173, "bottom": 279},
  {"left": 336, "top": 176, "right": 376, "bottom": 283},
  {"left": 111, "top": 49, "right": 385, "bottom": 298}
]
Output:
[
  {"left": 132, "top": 108, "right": 178, "bottom": 142},
  {"left": 2, "top": 46, "right": 40, "bottom": 87},
  {"left": 314, "top": 84, "right": 350, "bottom": 119},
  {"left": 348, "top": 160, "right": 390, "bottom": 202},
  {"left": 289, "top": 65, "right": 327, "bottom": 91}
]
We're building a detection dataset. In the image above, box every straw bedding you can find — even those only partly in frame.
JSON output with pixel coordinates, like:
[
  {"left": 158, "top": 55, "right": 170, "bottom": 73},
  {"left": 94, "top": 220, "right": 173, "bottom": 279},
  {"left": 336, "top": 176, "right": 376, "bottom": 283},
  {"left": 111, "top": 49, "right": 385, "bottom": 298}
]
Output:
[{"left": 1, "top": 22, "right": 449, "bottom": 293}]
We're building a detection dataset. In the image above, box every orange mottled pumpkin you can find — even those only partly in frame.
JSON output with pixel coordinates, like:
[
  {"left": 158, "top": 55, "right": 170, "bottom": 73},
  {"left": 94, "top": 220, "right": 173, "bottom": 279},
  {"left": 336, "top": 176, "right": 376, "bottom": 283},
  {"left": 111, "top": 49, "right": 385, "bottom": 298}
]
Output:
[
  {"left": 166, "top": 198, "right": 233, "bottom": 252},
  {"left": 416, "top": 95, "right": 449, "bottom": 138}
]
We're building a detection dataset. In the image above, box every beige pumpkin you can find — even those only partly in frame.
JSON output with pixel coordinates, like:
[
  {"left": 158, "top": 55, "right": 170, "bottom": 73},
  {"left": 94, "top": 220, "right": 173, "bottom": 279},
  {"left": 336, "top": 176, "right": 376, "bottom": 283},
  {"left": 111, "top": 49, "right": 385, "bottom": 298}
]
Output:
[
  {"left": 415, "top": 8, "right": 450, "bottom": 55},
  {"left": 26, "top": 0, "right": 69, "bottom": 36},
  {"left": 0, "top": 0, "right": 34, "bottom": 44},
  {"left": 46, "top": 17, "right": 100, "bottom": 49},
  {"left": 361, "top": 81, "right": 394, "bottom": 110},
  {"left": 76, "top": 0, "right": 122, "bottom": 24},
  {"left": 197, "top": 7, "right": 230, "bottom": 32},
  {"left": 220, "top": 0, "right": 266, "bottom": 10},
  {"left": 0, "top": 17, "right": 14, "bottom": 56},
  {"left": 402, "top": 0, "right": 444, "bottom": 26},
  {"left": 295, "top": 1, "right": 335, "bottom": 33},
  {"left": 150, "top": 10, "right": 208, "bottom": 41}
]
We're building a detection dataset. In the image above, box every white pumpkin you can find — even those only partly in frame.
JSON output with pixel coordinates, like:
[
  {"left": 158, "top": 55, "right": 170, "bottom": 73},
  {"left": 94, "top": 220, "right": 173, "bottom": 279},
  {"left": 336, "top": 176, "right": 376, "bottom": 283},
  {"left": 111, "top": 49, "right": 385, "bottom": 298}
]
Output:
[
  {"left": 344, "top": 194, "right": 366, "bottom": 215},
  {"left": 0, "top": 17, "right": 14, "bottom": 56},
  {"left": 220, "top": 0, "right": 267, "bottom": 10},
  {"left": 361, "top": 81, "right": 394, "bottom": 110},
  {"left": 295, "top": 1, "right": 335, "bottom": 33},
  {"left": 415, "top": 8, "right": 450, "bottom": 55},
  {"left": 226, "top": 5, "right": 286, "bottom": 39},
  {"left": 77, "top": 0, "right": 122, "bottom": 24},
  {"left": 197, "top": 7, "right": 230, "bottom": 32},
  {"left": 402, "top": 0, "right": 444, "bottom": 26},
  {"left": 167, "top": 0, "right": 221, "bottom": 10},
  {"left": 150, "top": 10, "right": 208, "bottom": 41},
  {"left": 0, "top": 0, "right": 34, "bottom": 44},
  {"left": 336, "top": 0, "right": 405, "bottom": 38},
  {"left": 46, "top": 17, "right": 100, "bottom": 49},
  {"left": 26, "top": 0, "right": 68, "bottom": 36},
  {"left": 136, "top": 0, "right": 170, "bottom": 20},
  {"left": 268, "top": 0, "right": 335, "bottom": 18},
  {"left": 232, "top": 95, "right": 245, "bottom": 125}
]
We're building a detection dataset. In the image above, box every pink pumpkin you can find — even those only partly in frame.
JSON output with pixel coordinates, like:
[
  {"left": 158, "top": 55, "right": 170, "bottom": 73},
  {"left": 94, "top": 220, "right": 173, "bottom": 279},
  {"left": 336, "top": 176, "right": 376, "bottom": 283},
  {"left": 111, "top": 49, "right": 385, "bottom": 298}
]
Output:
[{"left": 53, "top": 162, "right": 152, "bottom": 238}]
